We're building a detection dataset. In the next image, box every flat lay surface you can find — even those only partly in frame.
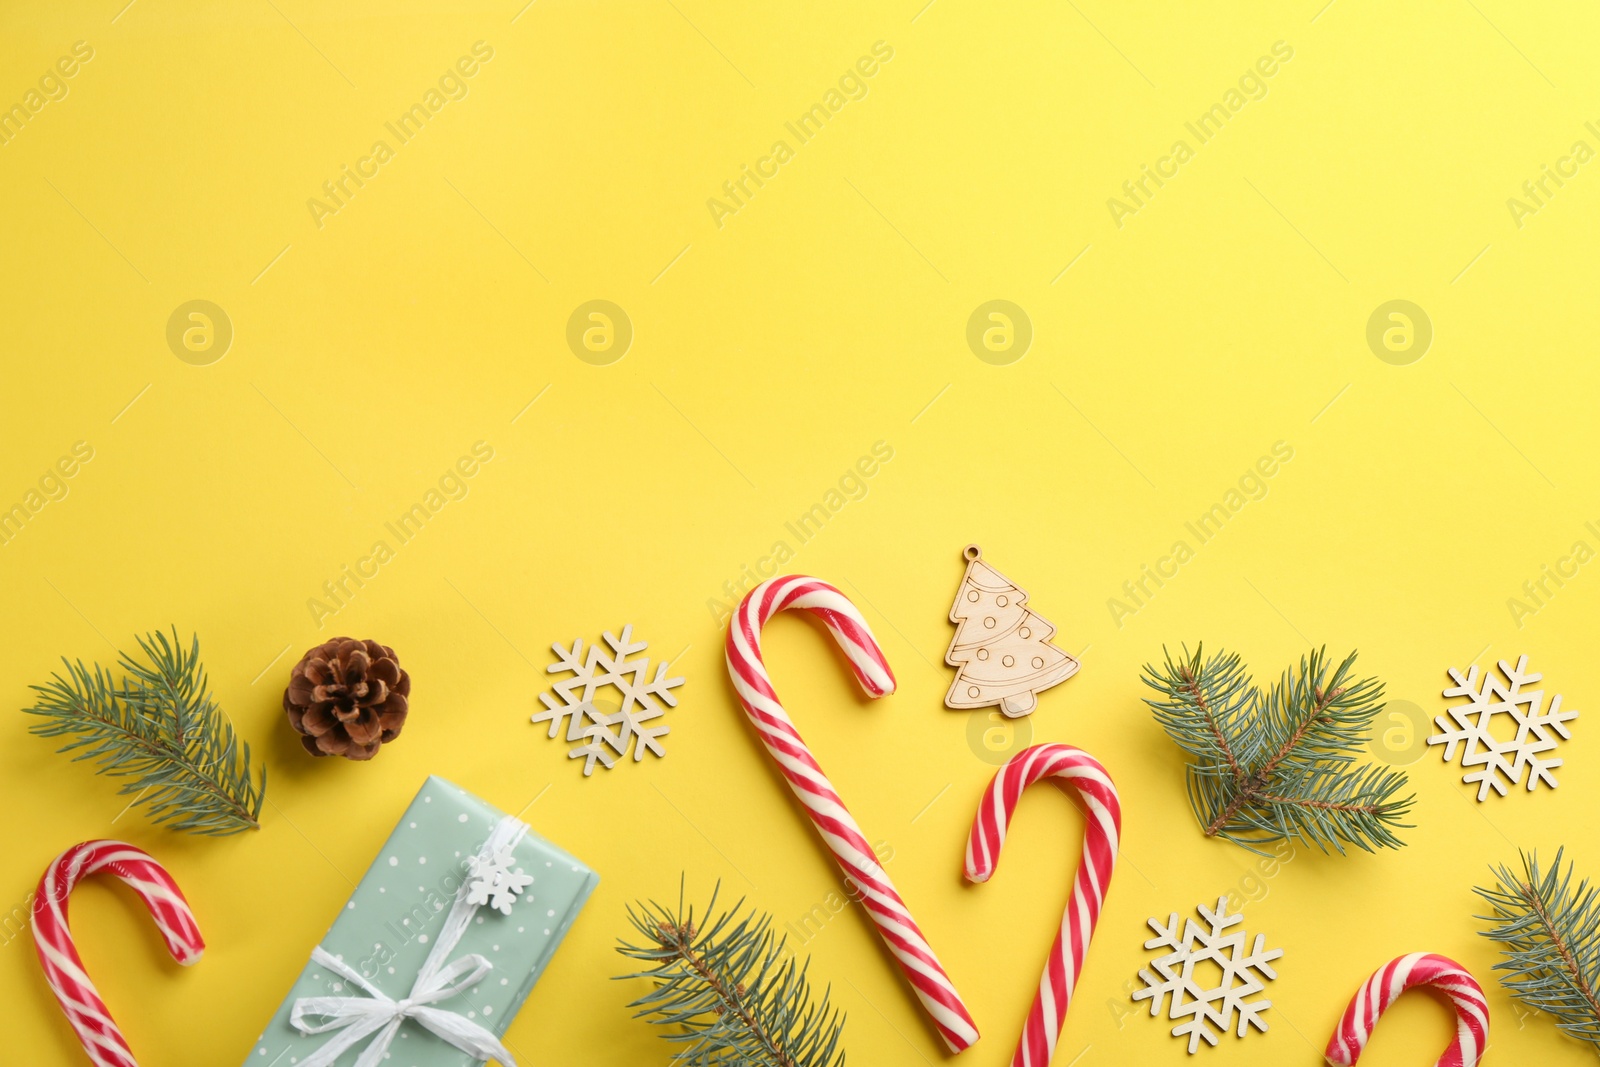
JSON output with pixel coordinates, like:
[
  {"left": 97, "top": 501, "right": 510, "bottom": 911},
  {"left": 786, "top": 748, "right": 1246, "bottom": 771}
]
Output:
[{"left": 2, "top": 1, "right": 1598, "bottom": 1064}]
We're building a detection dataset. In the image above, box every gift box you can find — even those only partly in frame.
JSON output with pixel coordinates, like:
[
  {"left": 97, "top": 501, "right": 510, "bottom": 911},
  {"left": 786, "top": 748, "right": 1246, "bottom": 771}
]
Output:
[{"left": 246, "top": 776, "right": 598, "bottom": 1067}]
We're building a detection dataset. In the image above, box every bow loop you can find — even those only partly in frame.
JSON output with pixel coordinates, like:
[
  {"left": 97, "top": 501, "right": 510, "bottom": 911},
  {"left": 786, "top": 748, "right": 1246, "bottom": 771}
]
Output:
[
  {"left": 291, "top": 995, "right": 396, "bottom": 1034},
  {"left": 414, "top": 951, "right": 495, "bottom": 1003}
]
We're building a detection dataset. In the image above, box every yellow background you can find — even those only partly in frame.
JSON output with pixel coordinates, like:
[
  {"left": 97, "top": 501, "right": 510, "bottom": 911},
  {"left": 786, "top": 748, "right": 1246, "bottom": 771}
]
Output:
[{"left": 2, "top": 1, "right": 1597, "bottom": 1064}]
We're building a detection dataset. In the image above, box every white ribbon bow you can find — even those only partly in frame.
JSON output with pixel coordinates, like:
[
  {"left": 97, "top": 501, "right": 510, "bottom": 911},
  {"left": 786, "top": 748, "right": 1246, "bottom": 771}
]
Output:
[{"left": 289, "top": 817, "right": 526, "bottom": 1067}]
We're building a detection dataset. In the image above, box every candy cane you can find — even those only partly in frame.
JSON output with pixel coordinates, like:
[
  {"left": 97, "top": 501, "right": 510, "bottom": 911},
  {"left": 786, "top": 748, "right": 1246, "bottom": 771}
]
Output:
[
  {"left": 726, "top": 575, "right": 980, "bottom": 1053},
  {"left": 32, "top": 840, "right": 204, "bottom": 1067},
  {"left": 965, "top": 743, "right": 1120, "bottom": 1067},
  {"left": 1325, "top": 953, "right": 1488, "bottom": 1067}
]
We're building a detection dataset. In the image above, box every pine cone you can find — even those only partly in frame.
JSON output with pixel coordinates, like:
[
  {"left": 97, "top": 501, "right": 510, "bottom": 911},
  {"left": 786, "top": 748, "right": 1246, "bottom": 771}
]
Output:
[{"left": 284, "top": 638, "right": 410, "bottom": 760}]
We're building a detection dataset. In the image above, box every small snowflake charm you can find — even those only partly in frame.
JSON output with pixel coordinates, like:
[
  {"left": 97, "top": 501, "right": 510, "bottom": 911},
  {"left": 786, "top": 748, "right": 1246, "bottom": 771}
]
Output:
[
  {"left": 532, "top": 624, "right": 685, "bottom": 776},
  {"left": 466, "top": 846, "right": 533, "bottom": 915},
  {"left": 1133, "top": 897, "right": 1283, "bottom": 1053},
  {"left": 1430, "top": 655, "right": 1578, "bottom": 801}
]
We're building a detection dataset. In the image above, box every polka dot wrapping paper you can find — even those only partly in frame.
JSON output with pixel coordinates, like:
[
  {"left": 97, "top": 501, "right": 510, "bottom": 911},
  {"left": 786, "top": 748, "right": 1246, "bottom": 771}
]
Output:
[{"left": 245, "top": 776, "right": 598, "bottom": 1067}]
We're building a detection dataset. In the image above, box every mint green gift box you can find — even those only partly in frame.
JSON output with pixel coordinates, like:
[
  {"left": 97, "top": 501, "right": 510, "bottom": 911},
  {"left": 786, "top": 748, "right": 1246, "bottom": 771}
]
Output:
[{"left": 246, "top": 776, "right": 598, "bottom": 1067}]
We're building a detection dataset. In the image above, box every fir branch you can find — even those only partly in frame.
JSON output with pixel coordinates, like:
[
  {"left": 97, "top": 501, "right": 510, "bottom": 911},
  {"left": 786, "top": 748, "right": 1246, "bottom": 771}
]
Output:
[
  {"left": 1140, "top": 645, "right": 1254, "bottom": 778},
  {"left": 1142, "top": 644, "right": 1413, "bottom": 856},
  {"left": 616, "top": 879, "right": 846, "bottom": 1067},
  {"left": 23, "top": 629, "right": 265, "bottom": 835},
  {"left": 1476, "top": 849, "right": 1600, "bottom": 1049}
]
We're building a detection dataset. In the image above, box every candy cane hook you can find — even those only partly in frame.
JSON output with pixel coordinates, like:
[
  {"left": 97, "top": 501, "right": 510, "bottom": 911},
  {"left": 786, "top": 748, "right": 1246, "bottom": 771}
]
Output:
[
  {"left": 1325, "top": 953, "right": 1488, "bottom": 1067},
  {"left": 32, "top": 840, "right": 204, "bottom": 1067},
  {"left": 726, "top": 575, "right": 980, "bottom": 1053},
  {"left": 965, "top": 744, "right": 1121, "bottom": 1067}
]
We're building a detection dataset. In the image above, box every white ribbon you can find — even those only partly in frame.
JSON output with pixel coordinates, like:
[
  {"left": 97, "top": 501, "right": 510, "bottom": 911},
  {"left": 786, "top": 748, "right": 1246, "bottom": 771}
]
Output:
[{"left": 290, "top": 816, "right": 527, "bottom": 1067}]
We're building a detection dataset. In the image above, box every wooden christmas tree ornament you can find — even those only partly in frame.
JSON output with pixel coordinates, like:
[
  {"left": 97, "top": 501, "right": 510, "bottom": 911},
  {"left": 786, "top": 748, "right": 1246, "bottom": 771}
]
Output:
[{"left": 945, "top": 545, "right": 1078, "bottom": 718}]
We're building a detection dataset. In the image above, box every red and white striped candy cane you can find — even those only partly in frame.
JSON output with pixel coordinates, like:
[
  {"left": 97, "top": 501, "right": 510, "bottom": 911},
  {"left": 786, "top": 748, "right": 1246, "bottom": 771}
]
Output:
[
  {"left": 965, "top": 743, "right": 1120, "bottom": 1067},
  {"left": 1325, "top": 952, "right": 1488, "bottom": 1067},
  {"left": 32, "top": 840, "right": 204, "bottom": 1067},
  {"left": 727, "top": 575, "right": 980, "bottom": 1053}
]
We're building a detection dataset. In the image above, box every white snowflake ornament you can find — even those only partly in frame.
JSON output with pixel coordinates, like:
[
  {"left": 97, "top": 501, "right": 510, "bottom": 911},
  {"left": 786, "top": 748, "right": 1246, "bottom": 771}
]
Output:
[
  {"left": 532, "top": 624, "right": 684, "bottom": 776},
  {"left": 1430, "top": 655, "right": 1577, "bottom": 801},
  {"left": 466, "top": 846, "right": 533, "bottom": 915},
  {"left": 1133, "top": 897, "right": 1283, "bottom": 1054}
]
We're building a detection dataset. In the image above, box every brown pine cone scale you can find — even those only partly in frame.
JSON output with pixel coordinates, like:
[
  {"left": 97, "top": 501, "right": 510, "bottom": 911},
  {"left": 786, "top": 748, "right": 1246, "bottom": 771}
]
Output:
[{"left": 284, "top": 638, "right": 410, "bottom": 760}]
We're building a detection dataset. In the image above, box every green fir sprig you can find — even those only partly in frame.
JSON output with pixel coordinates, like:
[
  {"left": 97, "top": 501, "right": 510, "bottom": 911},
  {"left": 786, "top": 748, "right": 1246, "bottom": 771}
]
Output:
[
  {"left": 24, "top": 629, "right": 265, "bottom": 835},
  {"left": 616, "top": 879, "right": 846, "bottom": 1067},
  {"left": 1476, "top": 849, "right": 1600, "bottom": 1049},
  {"left": 1141, "top": 644, "right": 1413, "bottom": 855}
]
